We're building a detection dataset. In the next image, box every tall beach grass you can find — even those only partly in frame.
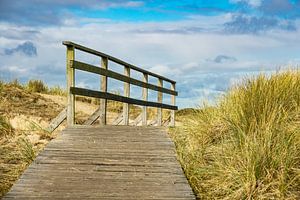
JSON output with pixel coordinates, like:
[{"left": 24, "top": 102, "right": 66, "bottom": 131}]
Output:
[
  {"left": 170, "top": 71, "right": 300, "bottom": 199},
  {"left": 0, "top": 116, "right": 14, "bottom": 137}
]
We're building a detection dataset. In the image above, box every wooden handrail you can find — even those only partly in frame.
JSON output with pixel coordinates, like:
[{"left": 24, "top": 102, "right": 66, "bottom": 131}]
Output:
[
  {"left": 63, "top": 41, "right": 178, "bottom": 127},
  {"left": 71, "top": 60, "right": 178, "bottom": 95},
  {"left": 70, "top": 87, "right": 178, "bottom": 110},
  {"left": 63, "top": 41, "right": 176, "bottom": 84}
]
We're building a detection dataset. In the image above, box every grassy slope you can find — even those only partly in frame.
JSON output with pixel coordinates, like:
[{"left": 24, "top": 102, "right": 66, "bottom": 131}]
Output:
[
  {"left": 0, "top": 80, "right": 169, "bottom": 197},
  {"left": 170, "top": 71, "right": 300, "bottom": 199},
  {"left": 2, "top": 72, "right": 300, "bottom": 199},
  {"left": 0, "top": 82, "right": 69, "bottom": 197}
]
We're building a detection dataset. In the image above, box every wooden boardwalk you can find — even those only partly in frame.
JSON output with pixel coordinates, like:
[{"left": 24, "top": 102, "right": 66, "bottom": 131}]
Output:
[{"left": 4, "top": 126, "right": 195, "bottom": 199}]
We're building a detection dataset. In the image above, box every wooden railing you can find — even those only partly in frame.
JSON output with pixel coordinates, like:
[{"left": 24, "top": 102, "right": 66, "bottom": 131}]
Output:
[{"left": 62, "top": 41, "right": 178, "bottom": 127}]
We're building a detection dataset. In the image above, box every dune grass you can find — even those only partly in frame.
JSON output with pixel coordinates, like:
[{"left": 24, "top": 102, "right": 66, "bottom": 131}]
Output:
[
  {"left": 0, "top": 116, "right": 14, "bottom": 137},
  {"left": 0, "top": 114, "right": 37, "bottom": 196},
  {"left": 0, "top": 79, "right": 66, "bottom": 96},
  {"left": 0, "top": 80, "right": 56, "bottom": 197},
  {"left": 0, "top": 135, "right": 37, "bottom": 196},
  {"left": 26, "top": 79, "right": 67, "bottom": 96},
  {"left": 170, "top": 71, "right": 300, "bottom": 199},
  {"left": 0, "top": 80, "right": 4, "bottom": 92},
  {"left": 26, "top": 80, "right": 48, "bottom": 93}
]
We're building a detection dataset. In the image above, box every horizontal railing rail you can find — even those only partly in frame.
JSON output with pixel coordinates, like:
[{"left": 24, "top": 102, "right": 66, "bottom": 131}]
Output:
[
  {"left": 70, "top": 87, "right": 177, "bottom": 110},
  {"left": 63, "top": 41, "right": 176, "bottom": 84},
  {"left": 72, "top": 60, "right": 178, "bottom": 96},
  {"left": 63, "top": 41, "right": 178, "bottom": 127}
]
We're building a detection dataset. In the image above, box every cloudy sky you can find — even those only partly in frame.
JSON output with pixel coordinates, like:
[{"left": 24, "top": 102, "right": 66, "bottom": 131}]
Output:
[{"left": 0, "top": 0, "right": 300, "bottom": 108}]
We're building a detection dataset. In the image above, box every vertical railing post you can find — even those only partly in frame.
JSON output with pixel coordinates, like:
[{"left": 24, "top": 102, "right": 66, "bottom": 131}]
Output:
[
  {"left": 142, "top": 73, "right": 148, "bottom": 126},
  {"left": 123, "top": 66, "right": 130, "bottom": 125},
  {"left": 100, "top": 57, "right": 108, "bottom": 125},
  {"left": 170, "top": 83, "right": 176, "bottom": 127},
  {"left": 157, "top": 78, "right": 163, "bottom": 126},
  {"left": 66, "top": 45, "right": 75, "bottom": 126}
]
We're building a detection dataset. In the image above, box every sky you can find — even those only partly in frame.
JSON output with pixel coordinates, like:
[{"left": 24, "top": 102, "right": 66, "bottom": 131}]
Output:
[{"left": 0, "top": 0, "right": 300, "bottom": 108}]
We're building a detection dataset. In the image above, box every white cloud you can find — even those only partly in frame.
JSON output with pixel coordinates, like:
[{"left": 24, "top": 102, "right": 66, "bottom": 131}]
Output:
[
  {"left": 0, "top": 17, "right": 300, "bottom": 108},
  {"left": 230, "top": 0, "right": 262, "bottom": 7},
  {"left": 6, "top": 65, "right": 28, "bottom": 74}
]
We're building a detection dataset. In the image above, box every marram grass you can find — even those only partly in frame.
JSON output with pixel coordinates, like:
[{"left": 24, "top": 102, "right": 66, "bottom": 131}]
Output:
[
  {"left": 170, "top": 71, "right": 300, "bottom": 199},
  {"left": 0, "top": 115, "right": 14, "bottom": 137}
]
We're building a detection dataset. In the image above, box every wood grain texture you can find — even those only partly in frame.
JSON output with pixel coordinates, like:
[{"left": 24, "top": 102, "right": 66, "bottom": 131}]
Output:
[
  {"left": 83, "top": 107, "right": 101, "bottom": 125},
  {"left": 133, "top": 113, "right": 142, "bottom": 126},
  {"left": 112, "top": 113, "right": 123, "bottom": 125},
  {"left": 46, "top": 107, "right": 67, "bottom": 132},
  {"left": 123, "top": 66, "right": 130, "bottom": 125},
  {"left": 157, "top": 79, "right": 163, "bottom": 126},
  {"left": 170, "top": 83, "right": 176, "bottom": 127},
  {"left": 142, "top": 73, "right": 148, "bottom": 126},
  {"left": 66, "top": 46, "right": 75, "bottom": 126},
  {"left": 4, "top": 126, "right": 195, "bottom": 199},
  {"left": 100, "top": 57, "right": 108, "bottom": 125}
]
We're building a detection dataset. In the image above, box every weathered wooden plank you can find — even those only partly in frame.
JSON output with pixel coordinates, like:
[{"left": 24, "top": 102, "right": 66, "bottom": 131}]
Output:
[
  {"left": 133, "top": 113, "right": 142, "bottom": 126},
  {"left": 46, "top": 107, "right": 67, "bottom": 132},
  {"left": 123, "top": 66, "right": 130, "bottom": 125},
  {"left": 83, "top": 107, "right": 101, "bottom": 125},
  {"left": 72, "top": 60, "right": 178, "bottom": 96},
  {"left": 66, "top": 46, "right": 75, "bottom": 126},
  {"left": 70, "top": 87, "right": 178, "bottom": 110},
  {"left": 170, "top": 83, "right": 176, "bottom": 126},
  {"left": 26, "top": 163, "right": 184, "bottom": 173},
  {"left": 157, "top": 78, "right": 163, "bottom": 126},
  {"left": 142, "top": 73, "right": 148, "bottom": 126},
  {"left": 63, "top": 41, "right": 176, "bottom": 84},
  {"left": 100, "top": 57, "right": 108, "bottom": 125},
  {"left": 4, "top": 126, "right": 195, "bottom": 199},
  {"left": 112, "top": 113, "right": 123, "bottom": 125},
  {"left": 163, "top": 114, "right": 171, "bottom": 126},
  {"left": 149, "top": 119, "right": 157, "bottom": 126}
]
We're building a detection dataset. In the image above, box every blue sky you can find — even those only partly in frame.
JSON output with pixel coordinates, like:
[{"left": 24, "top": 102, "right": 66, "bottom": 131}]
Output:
[{"left": 0, "top": 0, "right": 300, "bottom": 108}]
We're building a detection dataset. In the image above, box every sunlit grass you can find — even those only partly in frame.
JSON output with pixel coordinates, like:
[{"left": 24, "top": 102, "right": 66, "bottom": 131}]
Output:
[
  {"left": 170, "top": 70, "right": 300, "bottom": 199},
  {"left": 26, "top": 80, "right": 48, "bottom": 93},
  {"left": 0, "top": 116, "right": 14, "bottom": 137},
  {"left": 0, "top": 135, "right": 36, "bottom": 197},
  {"left": 0, "top": 115, "right": 37, "bottom": 197},
  {"left": 18, "top": 138, "right": 36, "bottom": 163}
]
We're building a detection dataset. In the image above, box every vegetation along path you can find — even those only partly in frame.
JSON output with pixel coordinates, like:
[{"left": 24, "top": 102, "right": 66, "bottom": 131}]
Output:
[{"left": 4, "top": 126, "right": 195, "bottom": 199}]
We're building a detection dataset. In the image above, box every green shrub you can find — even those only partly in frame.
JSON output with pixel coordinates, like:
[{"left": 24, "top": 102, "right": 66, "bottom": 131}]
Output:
[
  {"left": 171, "top": 71, "right": 300, "bottom": 199},
  {"left": 26, "top": 79, "right": 48, "bottom": 93}
]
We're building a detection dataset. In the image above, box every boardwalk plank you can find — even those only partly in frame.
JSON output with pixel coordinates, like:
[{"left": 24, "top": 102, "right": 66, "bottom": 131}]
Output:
[{"left": 4, "top": 126, "right": 195, "bottom": 199}]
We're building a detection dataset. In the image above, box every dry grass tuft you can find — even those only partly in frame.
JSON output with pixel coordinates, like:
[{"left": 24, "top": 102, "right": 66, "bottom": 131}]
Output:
[
  {"left": 9, "top": 79, "right": 24, "bottom": 89},
  {"left": 0, "top": 80, "right": 60, "bottom": 197},
  {"left": 26, "top": 120, "right": 53, "bottom": 140},
  {"left": 170, "top": 71, "right": 300, "bottom": 199},
  {"left": 0, "top": 135, "right": 36, "bottom": 197},
  {"left": 26, "top": 80, "right": 48, "bottom": 93},
  {"left": 48, "top": 85, "right": 66, "bottom": 96},
  {"left": 0, "top": 116, "right": 14, "bottom": 137},
  {"left": 0, "top": 80, "right": 4, "bottom": 92},
  {"left": 18, "top": 137, "right": 36, "bottom": 163}
]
